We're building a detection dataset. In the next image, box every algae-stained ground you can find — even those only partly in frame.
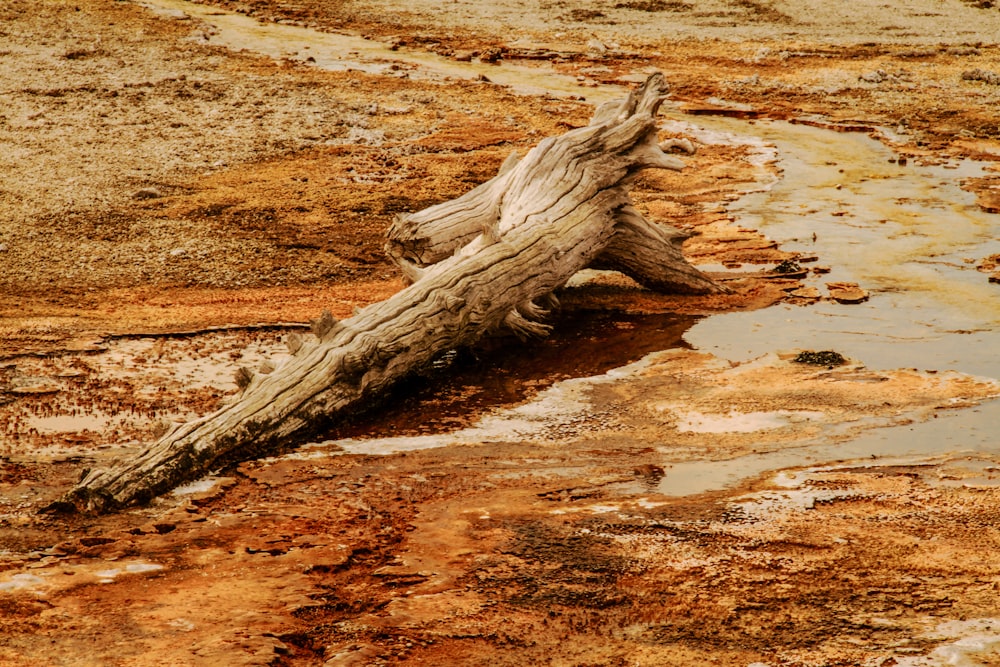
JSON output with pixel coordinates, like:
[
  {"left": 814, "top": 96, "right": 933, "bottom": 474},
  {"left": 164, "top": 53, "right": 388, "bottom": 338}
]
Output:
[{"left": 3, "top": 1, "right": 1000, "bottom": 665}]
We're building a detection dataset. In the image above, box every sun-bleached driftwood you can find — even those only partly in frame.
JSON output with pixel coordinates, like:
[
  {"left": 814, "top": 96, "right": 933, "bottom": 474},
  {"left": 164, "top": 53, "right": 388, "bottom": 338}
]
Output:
[
  {"left": 55, "top": 73, "right": 723, "bottom": 513},
  {"left": 385, "top": 112, "right": 720, "bottom": 294}
]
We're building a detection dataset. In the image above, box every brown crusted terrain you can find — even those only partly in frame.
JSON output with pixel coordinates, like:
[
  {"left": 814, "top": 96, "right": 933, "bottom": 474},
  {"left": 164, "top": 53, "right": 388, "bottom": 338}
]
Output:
[{"left": 3, "top": 0, "right": 1000, "bottom": 665}]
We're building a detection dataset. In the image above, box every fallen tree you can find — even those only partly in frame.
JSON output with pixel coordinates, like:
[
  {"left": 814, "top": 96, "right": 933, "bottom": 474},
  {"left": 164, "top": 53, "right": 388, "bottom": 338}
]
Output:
[{"left": 55, "top": 73, "right": 724, "bottom": 513}]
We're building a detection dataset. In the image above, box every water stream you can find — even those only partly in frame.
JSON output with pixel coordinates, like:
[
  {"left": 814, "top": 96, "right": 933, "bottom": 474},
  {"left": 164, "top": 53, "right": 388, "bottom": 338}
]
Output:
[
  {"left": 664, "top": 119, "right": 1000, "bottom": 494},
  {"left": 143, "top": 0, "right": 622, "bottom": 101},
  {"left": 142, "top": 0, "right": 1000, "bottom": 492},
  {"left": 686, "top": 119, "right": 1000, "bottom": 374}
]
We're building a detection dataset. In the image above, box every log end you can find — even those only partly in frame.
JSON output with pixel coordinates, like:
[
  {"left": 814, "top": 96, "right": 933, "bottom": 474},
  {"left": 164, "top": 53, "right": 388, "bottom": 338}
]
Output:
[{"left": 43, "top": 484, "right": 120, "bottom": 515}]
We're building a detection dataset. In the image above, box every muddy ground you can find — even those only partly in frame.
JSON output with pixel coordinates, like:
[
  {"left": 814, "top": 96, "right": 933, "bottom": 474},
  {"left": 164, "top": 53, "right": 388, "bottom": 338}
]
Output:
[{"left": 3, "top": 0, "right": 1000, "bottom": 665}]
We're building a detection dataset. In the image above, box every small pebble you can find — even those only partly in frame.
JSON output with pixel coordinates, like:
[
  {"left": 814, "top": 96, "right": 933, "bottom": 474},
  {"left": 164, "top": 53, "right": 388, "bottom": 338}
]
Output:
[{"left": 132, "top": 187, "right": 163, "bottom": 200}]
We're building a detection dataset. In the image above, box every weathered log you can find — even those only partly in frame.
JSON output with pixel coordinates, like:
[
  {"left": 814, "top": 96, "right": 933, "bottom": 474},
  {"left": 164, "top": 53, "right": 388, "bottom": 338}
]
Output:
[
  {"left": 55, "top": 73, "right": 724, "bottom": 513},
  {"left": 385, "top": 101, "right": 722, "bottom": 294}
]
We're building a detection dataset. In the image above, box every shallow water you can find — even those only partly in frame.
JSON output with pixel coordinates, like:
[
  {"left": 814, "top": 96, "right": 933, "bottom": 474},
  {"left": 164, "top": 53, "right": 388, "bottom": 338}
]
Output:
[
  {"left": 656, "top": 404, "right": 999, "bottom": 496},
  {"left": 686, "top": 118, "right": 1000, "bottom": 376},
  {"left": 319, "top": 310, "right": 697, "bottom": 440},
  {"left": 145, "top": 0, "right": 621, "bottom": 101},
  {"left": 672, "top": 118, "right": 1000, "bottom": 491}
]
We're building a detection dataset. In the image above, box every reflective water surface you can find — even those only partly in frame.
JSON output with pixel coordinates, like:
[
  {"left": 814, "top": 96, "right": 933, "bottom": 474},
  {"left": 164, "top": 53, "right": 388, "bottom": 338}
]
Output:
[{"left": 675, "top": 119, "right": 1000, "bottom": 491}]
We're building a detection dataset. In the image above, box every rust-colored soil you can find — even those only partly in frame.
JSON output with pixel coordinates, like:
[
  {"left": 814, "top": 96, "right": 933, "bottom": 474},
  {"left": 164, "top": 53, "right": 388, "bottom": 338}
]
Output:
[{"left": 4, "top": 1, "right": 1000, "bottom": 665}]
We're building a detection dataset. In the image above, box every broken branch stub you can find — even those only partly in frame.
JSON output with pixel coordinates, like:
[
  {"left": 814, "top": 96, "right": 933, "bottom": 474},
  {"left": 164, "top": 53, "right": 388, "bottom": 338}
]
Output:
[{"left": 55, "top": 73, "right": 724, "bottom": 513}]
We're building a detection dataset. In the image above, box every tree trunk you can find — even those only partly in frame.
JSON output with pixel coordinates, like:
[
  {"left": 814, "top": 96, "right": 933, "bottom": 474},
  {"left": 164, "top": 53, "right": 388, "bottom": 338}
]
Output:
[{"left": 54, "top": 73, "right": 724, "bottom": 513}]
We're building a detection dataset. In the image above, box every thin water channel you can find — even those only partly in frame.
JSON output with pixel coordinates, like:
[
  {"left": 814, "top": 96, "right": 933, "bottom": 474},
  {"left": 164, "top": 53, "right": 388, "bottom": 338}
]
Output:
[
  {"left": 142, "top": 0, "right": 624, "bottom": 101},
  {"left": 142, "top": 0, "right": 1000, "bottom": 493}
]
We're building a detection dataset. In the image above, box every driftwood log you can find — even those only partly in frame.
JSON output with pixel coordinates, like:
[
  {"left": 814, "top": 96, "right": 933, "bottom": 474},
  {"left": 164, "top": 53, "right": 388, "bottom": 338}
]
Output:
[
  {"left": 56, "top": 73, "right": 723, "bottom": 513},
  {"left": 385, "top": 134, "right": 718, "bottom": 295}
]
